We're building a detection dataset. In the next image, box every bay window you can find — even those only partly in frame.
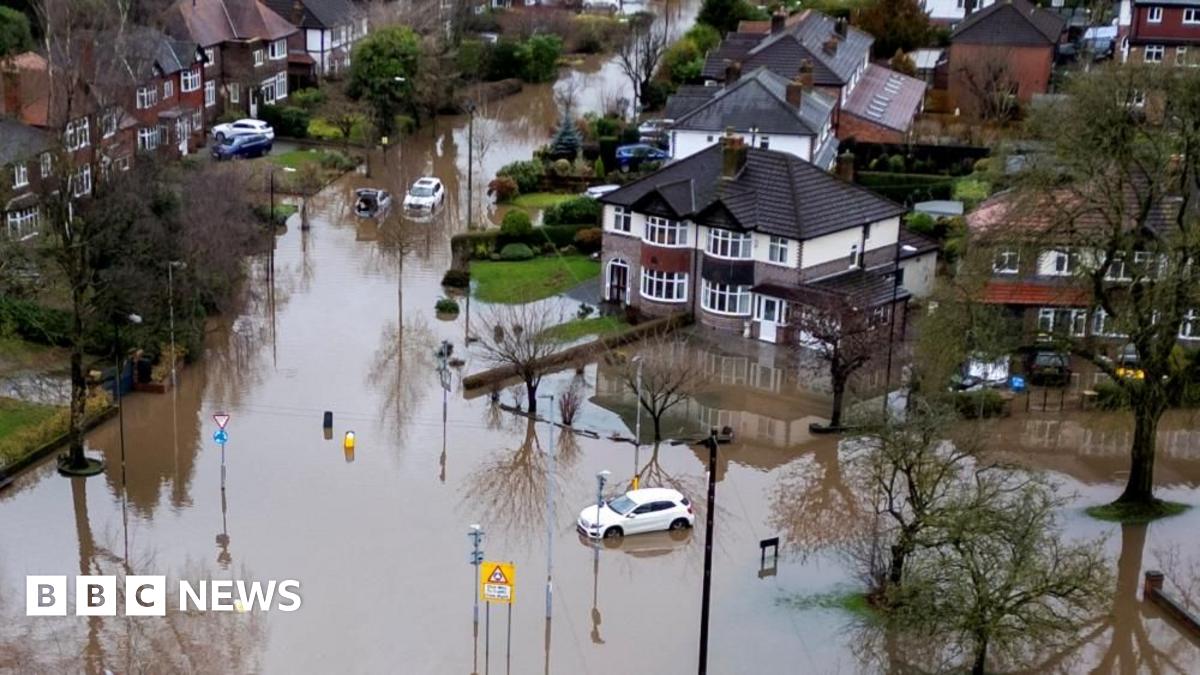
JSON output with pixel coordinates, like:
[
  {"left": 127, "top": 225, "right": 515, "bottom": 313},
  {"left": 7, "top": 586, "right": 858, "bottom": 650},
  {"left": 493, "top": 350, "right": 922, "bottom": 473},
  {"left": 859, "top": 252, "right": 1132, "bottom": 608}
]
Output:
[
  {"left": 702, "top": 280, "right": 751, "bottom": 315},
  {"left": 706, "top": 229, "right": 752, "bottom": 259},
  {"left": 643, "top": 216, "right": 688, "bottom": 246},
  {"left": 640, "top": 269, "right": 687, "bottom": 302},
  {"left": 5, "top": 206, "right": 39, "bottom": 238},
  {"left": 1037, "top": 307, "right": 1087, "bottom": 337},
  {"left": 136, "top": 86, "right": 158, "bottom": 109}
]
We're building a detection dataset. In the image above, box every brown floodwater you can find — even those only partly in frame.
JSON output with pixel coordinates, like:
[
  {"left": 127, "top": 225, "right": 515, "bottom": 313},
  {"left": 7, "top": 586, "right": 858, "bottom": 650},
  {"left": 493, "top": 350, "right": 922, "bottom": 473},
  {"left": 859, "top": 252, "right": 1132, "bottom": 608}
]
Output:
[{"left": 4, "top": 4, "right": 1200, "bottom": 671}]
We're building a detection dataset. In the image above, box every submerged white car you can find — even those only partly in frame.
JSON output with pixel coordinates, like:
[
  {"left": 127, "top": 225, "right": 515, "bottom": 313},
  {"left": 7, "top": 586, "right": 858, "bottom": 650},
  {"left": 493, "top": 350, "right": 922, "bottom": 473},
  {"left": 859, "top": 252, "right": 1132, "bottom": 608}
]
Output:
[
  {"left": 577, "top": 487, "right": 694, "bottom": 539},
  {"left": 402, "top": 177, "right": 445, "bottom": 211}
]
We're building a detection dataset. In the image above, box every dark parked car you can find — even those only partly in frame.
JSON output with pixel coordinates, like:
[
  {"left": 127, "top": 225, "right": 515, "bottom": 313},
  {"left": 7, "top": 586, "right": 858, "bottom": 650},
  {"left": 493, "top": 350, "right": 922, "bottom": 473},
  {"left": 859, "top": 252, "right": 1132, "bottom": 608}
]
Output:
[
  {"left": 615, "top": 143, "right": 669, "bottom": 171},
  {"left": 1026, "top": 350, "right": 1071, "bottom": 386},
  {"left": 211, "top": 133, "right": 272, "bottom": 160}
]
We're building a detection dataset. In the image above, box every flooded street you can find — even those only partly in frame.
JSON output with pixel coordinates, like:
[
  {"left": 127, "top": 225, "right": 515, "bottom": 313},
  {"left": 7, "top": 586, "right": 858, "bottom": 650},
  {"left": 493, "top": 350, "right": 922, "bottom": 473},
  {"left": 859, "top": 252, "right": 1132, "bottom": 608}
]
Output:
[{"left": 4, "top": 4, "right": 1200, "bottom": 672}]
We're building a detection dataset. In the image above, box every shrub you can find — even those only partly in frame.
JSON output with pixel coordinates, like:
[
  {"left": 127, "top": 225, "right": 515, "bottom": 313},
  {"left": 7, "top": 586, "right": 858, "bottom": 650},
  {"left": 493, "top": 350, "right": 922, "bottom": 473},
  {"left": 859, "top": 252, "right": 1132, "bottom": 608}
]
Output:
[
  {"left": 441, "top": 269, "right": 470, "bottom": 288},
  {"left": 499, "top": 243, "right": 535, "bottom": 261},
  {"left": 488, "top": 176, "right": 520, "bottom": 202},
  {"left": 593, "top": 158, "right": 606, "bottom": 178},
  {"left": 953, "top": 178, "right": 991, "bottom": 208},
  {"left": 497, "top": 160, "right": 544, "bottom": 194},
  {"left": 318, "top": 150, "right": 357, "bottom": 172},
  {"left": 905, "top": 212, "right": 937, "bottom": 237},
  {"left": 290, "top": 88, "right": 326, "bottom": 111},
  {"left": 537, "top": 224, "right": 588, "bottom": 248},
  {"left": 457, "top": 39, "right": 492, "bottom": 78},
  {"left": 500, "top": 210, "right": 533, "bottom": 238},
  {"left": 544, "top": 196, "right": 602, "bottom": 226},
  {"left": 953, "top": 389, "right": 1007, "bottom": 419},
  {"left": 542, "top": 242, "right": 557, "bottom": 255},
  {"left": 488, "top": 39, "right": 525, "bottom": 81},
  {"left": 259, "top": 105, "right": 310, "bottom": 138},
  {"left": 435, "top": 297, "right": 461, "bottom": 313},
  {"left": 522, "top": 34, "right": 563, "bottom": 83},
  {"left": 1095, "top": 381, "right": 1129, "bottom": 410},
  {"left": 552, "top": 158, "right": 573, "bottom": 177},
  {"left": 887, "top": 154, "right": 908, "bottom": 173},
  {"left": 573, "top": 227, "right": 603, "bottom": 254}
]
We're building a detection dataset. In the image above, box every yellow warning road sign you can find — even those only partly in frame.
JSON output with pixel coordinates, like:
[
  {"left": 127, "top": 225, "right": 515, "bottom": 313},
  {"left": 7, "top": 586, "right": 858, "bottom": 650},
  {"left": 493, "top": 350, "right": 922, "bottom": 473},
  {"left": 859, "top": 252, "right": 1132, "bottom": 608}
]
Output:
[{"left": 479, "top": 561, "right": 515, "bottom": 604}]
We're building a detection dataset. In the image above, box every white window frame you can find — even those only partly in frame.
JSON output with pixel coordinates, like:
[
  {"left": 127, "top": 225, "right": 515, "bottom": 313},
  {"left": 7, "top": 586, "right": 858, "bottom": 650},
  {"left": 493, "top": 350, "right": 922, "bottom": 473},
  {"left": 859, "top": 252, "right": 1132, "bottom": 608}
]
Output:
[
  {"left": 768, "top": 236, "right": 789, "bottom": 265},
  {"left": 1145, "top": 44, "right": 1165, "bottom": 63},
  {"left": 1185, "top": 8, "right": 1200, "bottom": 23},
  {"left": 1040, "top": 248, "right": 1076, "bottom": 276},
  {"left": 754, "top": 295, "right": 789, "bottom": 325},
  {"left": 181, "top": 67, "right": 201, "bottom": 93},
  {"left": 1037, "top": 307, "right": 1087, "bottom": 337},
  {"left": 1177, "top": 46, "right": 1189, "bottom": 66},
  {"left": 11, "top": 163, "right": 28, "bottom": 189},
  {"left": 640, "top": 269, "right": 688, "bottom": 303},
  {"left": 163, "top": 79, "right": 174, "bottom": 99},
  {"left": 269, "top": 39, "right": 287, "bottom": 60},
  {"left": 137, "top": 86, "right": 158, "bottom": 110},
  {"left": 40, "top": 152, "right": 51, "bottom": 178},
  {"left": 758, "top": 135, "right": 770, "bottom": 150},
  {"left": 70, "top": 165, "right": 92, "bottom": 197},
  {"left": 254, "top": 49, "right": 265, "bottom": 67},
  {"left": 274, "top": 71, "right": 287, "bottom": 100},
  {"left": 701, "top": 280, "right": 752, "bottom": 316},
  {"left": 191, "top": 110, "right": 203, "bottom": 132},
  {"left": 5, "top": 206, "right": 39, "bottom": 239},
  {"left": 204, "top": 47, "right": 215, "bottom": 69},
  {"left": 205, "top": 80, "right": 216, "bottom": 107},
  {"left": 101, "top": 111, "right": 118, "bottom": 139},
  {"left": 137, "top": 126, "right": 159, "bottom": 151},
  {"left": 706, "top": 228, "right": 752, "bottom": 259},
  {"left": 65, "top": 117, "right": 90, "bottom": 150},
  {"left": 643, "top": 216, "right": 688, "bottom": 247},
  {"left": 1182, "top": 309, "right": 1199, "bottom": 339},
  {"left": 1149, "top": 6, "right": 1163, "bottom": 22},
  {"left": 993, "top": 248, "right": 1020, "bottom": 274},
  {"left": 261, "top": 77, "right": 277, "bottom": 105},
  {"left": 612, "top": 206, "right": 632, "bottom": 233},
  {"left": 1092, "top": 310, "right": 1127, "bottom": 338}
]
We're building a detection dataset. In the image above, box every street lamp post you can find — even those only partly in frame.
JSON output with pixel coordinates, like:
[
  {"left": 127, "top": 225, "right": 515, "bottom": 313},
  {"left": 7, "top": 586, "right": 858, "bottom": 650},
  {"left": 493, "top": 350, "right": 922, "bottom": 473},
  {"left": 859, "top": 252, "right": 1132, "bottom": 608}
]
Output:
[
  {"left": 380, "top": 76, "right": 407, "bottom": 171},
  {"left": 113, "top": 311, "right": 142, "bottom": 563},
  {"left": 540, "top": 394, "right": 555, "bottom": 622},
  {"left": 167, "top": 261, "right": 186, "bottom": 389},
  {"left": 466, "top": 101, "right": 477, "bottom": 230},
  {"left": 631, "top": 355, "right": 643, "bottom": 489},
  {"left": 883, "top": 242, "right": 919, "bottom": 414}
]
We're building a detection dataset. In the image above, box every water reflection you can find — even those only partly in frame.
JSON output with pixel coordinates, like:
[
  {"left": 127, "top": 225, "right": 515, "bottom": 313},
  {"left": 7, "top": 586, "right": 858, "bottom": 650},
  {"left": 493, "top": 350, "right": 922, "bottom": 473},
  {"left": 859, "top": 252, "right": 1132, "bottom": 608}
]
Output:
[{"left": 462, "top": 416, "right": 550, "bottom": 543}]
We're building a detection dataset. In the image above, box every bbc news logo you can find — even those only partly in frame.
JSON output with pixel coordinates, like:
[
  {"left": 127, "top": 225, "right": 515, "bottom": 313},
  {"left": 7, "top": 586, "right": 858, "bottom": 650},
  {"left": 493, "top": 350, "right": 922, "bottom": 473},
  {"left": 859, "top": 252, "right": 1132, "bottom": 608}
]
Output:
[{"left": 26, "top": 576, "right": 302, "bottom": 616}]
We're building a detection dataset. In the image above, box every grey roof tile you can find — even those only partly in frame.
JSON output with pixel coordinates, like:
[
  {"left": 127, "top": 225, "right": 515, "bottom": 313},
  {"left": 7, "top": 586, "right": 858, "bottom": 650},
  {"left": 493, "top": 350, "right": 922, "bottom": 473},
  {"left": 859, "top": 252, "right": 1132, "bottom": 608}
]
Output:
[{"left": 668, "top": 67, "right": 834, "bottom": 137}]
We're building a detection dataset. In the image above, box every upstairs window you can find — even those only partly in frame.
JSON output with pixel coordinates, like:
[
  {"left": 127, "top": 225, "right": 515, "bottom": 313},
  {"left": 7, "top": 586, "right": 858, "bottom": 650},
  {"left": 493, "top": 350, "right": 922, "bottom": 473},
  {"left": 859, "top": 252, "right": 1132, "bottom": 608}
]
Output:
[
  {"left": 993, "top": 248, "right": 1020, "bottom": 274},
  {"left": 768, "top": 236, "right": 789, "bottom": 264},
  {"left": 102, "top": 111, "right": 118, "bottom": 139},
  {"left": 204, "top": 48, "right": 215, "bottom": 68},
  {"left": 1038, "top": 249, "right": 1076, "bottom": 276},
  {"left": 254, "top": 49, "right": 265, "bottom": 67},
  {"left": 40, "top": 152, "right": 51, "bottom": 178},
  {"left": 65, "top": 118, "right": 90, "bottom": 150},
  {"left": 1148, "top": 6, "right": 1163, "bottom": 22},
  {"left": 1187, "top": 8, "right": 1200, "bottom": 23},
  {"left": 11, "top": 163, "right": 28, "bottom": 188},
  {"left": 706, "top": 229, "right": 752, "bottom": 259},
  {"left": 181, "top": 67, "right": 201, "bottom": 92},
  {"left": 269, "top": 39, "right": 286, "bottom": 60},
  {"left": 612, "top": 206, "right": 632, "bottom": 233},
  {"left": 70, "top": 165, "right": 92, "bottom": 197},
  {"left": 163, "top": 79, "right": 174, "bottom": 99},
  {"left": 205, "top": 80, "right": 216, "bottom": 107},
  {"left": 136, "top": 86, "right": 158, "bottom": 109},
  {"left": 644, "top": 216, "right": 688, "bottom": 247}
]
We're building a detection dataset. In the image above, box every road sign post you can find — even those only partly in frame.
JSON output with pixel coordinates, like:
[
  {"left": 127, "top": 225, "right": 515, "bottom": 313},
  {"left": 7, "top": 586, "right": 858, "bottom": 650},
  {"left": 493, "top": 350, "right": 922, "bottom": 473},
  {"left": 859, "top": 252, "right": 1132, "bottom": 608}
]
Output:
[{"left": 479, "top": 561, "right": 515, "bottom": 604}]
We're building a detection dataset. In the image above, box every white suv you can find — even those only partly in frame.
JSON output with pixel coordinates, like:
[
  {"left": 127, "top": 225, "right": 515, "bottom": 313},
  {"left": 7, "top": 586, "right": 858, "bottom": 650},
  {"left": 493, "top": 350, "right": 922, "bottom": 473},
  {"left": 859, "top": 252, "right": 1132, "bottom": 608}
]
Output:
[
  {"left": 211, "top": 119, "right": 275, "bottom": 143},
  {"left": 577, "top": 488, "right": 694, "bottom": 539}
]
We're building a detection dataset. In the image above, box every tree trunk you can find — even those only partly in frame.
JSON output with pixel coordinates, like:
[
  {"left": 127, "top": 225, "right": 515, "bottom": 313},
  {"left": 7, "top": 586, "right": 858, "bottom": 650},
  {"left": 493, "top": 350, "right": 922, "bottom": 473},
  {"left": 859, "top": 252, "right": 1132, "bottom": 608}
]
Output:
[
  {"left": 525, "top": 379, "right": 538, "bottom": 414},
  {"left": 830, "top": 373, "right": 847, "bottom": 428},
  {"left": 972, "top": 635, "right": 988, "bottom": 675},
  {"left": 67, "top": 292, "right": 88, "bottom": 469},
  {"left": 652, "top": 414, "right": 662, "bottom": 442},
  {"left": 887, "top": 537, "right": 911, "bottom": 589},
  {"left": 1117, "top": 394, "right": 1165, "bottom": 504}
]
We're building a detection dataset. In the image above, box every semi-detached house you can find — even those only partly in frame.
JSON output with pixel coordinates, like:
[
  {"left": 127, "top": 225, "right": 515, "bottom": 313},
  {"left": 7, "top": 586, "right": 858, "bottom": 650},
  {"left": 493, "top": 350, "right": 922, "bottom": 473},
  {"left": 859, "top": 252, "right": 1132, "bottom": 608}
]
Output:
[{"left": 599, "top": 134, "right": 937, "bottom": 344}]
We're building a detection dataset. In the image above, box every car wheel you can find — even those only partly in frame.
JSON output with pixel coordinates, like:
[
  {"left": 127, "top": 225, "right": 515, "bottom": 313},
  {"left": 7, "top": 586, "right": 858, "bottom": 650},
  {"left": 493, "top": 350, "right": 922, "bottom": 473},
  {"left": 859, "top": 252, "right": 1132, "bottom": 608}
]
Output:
[
  {"left": 215, "top": 132, "right": 225, "bottom": 143},
  {"left": 602, "top": 526, "right": 623, "bottom": 539},
  {"left": 669, "top": 518, "right": 690, "bottom": 531}
]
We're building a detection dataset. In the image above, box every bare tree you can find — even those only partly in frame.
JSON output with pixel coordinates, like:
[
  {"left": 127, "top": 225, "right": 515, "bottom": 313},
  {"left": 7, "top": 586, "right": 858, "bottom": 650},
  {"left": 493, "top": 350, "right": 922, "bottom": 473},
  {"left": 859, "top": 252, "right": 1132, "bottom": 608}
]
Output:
[
  {"left": 617, "top": 332, "right": 710, "bottom": 442},
  {"left": 318, "top": 83, "right": 371, "bottom": 151},
  {"left": 792, "top": 286, "right": 897, "bottom": 429},
  {"left": 955, "top": 52, "right": 1019, "bottom": 122},
  {"left": 614, "top": 13, "right": 669, "bottom": 118},
  {"left": 475, "top": 304, "right": 568, "bottom": 414}
]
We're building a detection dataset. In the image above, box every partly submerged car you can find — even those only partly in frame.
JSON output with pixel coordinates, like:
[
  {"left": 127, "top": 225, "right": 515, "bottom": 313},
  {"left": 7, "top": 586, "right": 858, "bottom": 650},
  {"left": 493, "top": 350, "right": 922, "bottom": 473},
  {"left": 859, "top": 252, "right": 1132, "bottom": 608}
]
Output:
[
  {"left": 211, "top": 133, "right": 272, "bottom": 160},
  {"left": 354, "top": 188, "right": 392, "bottom": 218},
  {"left": 402, "top": 177, "right": 446, "bottom": 211},
  {"left": 211, "top": 118, "right": 274, "bottom": 143},
  {"left": 577, "top": 487, "right": 694, "bottom": 540}
]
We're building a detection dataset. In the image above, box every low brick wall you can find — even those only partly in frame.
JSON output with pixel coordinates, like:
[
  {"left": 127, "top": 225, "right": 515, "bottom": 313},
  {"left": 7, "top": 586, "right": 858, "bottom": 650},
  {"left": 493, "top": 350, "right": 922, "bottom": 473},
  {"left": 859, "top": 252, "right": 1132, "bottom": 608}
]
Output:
[
  {"left": 1144, "top": 570, "right": 1200, "bottom": 638},
  {"left": 462, "top": 313, "right": 691, "bottom": 397}
]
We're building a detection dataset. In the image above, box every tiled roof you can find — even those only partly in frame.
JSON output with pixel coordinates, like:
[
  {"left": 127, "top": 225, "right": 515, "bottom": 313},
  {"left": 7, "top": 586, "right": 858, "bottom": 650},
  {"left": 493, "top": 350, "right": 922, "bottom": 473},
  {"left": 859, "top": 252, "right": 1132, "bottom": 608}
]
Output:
[
  {"left": 981, "top": 281, "right": 1088, "bottom": 306},
  {"left": 261, "top": 0, "right": 359, "bottom": 30},
  {"left": 967, "top": 187, "right": 1177, "bottom": 240},
  {"left": 662, "top": 85, "right": 718, "bottom": 120},
  {"left": 753, "top": 268, "right": 908, "bottom": 308},
  {"left": 601, "top": 144, "right": 904, "bottom": 240},
  {"left": 116, "top": 27, "right": 199, "bottom": 80},
  {"left": 841, "top": 64, "right": 926, "bottom": 134},
  {"left": 0, "top": 118, "right": 50, "bottom": 166},
  {"left": 668, "top": 67, "right": 834, "bottom": 137},
  {"left": 702, "top": 11, "right": 872, "bottom": 85},
  {"left": 165, "top": 0, "right": 296, "bottom": 47},
  {"left": 951, "top": 0, "right": 1065, "bottom": 46},
  {"left": 899, "top": 228, "right": 939, "bottom": 258}
]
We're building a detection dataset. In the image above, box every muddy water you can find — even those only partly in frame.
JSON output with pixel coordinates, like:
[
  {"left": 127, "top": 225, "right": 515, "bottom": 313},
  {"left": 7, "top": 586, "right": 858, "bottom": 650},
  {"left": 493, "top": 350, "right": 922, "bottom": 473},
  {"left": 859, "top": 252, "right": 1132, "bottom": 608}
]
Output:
[{"left": 4, "top": 7, "right": 1200, "bottom": 673}]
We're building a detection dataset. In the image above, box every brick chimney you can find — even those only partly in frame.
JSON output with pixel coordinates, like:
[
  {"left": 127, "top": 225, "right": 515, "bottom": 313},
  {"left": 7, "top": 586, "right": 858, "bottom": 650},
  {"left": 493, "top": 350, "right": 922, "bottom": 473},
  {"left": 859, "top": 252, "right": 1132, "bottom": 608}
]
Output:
[
  {"left": 771, "top": 11, "right": 786, "bottom": 34},
  {"left": 836, "top": 151, "right": 855, "bottom": 182},
  {"left": 725, "top": 60, "right": 742, "bottom": 83},
  {"left": 721, "top": 128, "right": 747, "bottom": 179},
  {"left": 822, "top": 37, "right": 838, "bottom": 56},
  {"left": 798, "top": 58, "right": 814, "bottom": 89},
  {"left": 786, "top": 77, "right": 805, "bottom": 110},
  {"left": 291, "top": 0, "right": 305, "bottom": 27}
]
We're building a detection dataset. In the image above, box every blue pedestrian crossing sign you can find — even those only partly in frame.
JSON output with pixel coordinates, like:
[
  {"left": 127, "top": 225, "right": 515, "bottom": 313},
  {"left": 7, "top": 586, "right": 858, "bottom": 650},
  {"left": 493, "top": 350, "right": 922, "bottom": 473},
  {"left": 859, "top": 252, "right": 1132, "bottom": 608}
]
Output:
[{"left": 213, "top": 429, "right": 229, "bottom": 445}]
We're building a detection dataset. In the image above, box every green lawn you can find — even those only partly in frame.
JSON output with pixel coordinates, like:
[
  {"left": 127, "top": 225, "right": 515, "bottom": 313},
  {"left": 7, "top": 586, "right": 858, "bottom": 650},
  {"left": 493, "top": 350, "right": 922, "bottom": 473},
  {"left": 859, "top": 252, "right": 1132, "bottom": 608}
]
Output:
[
  {"left": 512, "top": 193, "right": 576, "bottom": 211},
  {"left": 470, "top": 255, "right": 600, "bottom": 303},
  {"left": 542, "top": 315, "right": 627, "bottom": 341},
  {"left": 1085, "top": 500, "right": 1191, "bottom": 524},
  {"left": 268, "top": 149, "right": 322, "bottom": 170},
  {"left": 0, "top": 398, "right": 62, "bottom": 468}
]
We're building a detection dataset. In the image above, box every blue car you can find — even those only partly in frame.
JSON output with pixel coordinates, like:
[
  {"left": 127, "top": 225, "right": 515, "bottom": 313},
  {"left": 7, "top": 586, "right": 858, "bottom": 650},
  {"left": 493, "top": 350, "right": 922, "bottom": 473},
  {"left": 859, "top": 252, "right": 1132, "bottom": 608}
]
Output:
[
  {"left": 615, "top": 143, "right": 669, "bottom": 172},
  {"left": 211, "top": 133, "right": 272, "bottom": 160}
]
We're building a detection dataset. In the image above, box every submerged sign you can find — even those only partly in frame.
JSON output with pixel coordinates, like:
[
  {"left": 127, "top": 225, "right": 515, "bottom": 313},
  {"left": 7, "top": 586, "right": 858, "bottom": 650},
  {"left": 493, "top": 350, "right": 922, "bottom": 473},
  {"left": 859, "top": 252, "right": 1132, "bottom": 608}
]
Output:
[{"left": 479, "top": 561, "right": 515, "bottom": 604}]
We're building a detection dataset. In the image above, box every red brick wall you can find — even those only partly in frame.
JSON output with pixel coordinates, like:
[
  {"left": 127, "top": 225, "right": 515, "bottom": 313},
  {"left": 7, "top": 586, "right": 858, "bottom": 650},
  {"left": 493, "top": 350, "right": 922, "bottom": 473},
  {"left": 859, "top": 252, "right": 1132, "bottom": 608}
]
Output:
[
  {"left": 948, "top": 43, "right": 1054, "bottom": 114},
  {"left": 1132, "top": 6, "right": 1200, "bottom": 41},
  {"left": 836, "top": 112, "right": 905, "bottom": 143}
]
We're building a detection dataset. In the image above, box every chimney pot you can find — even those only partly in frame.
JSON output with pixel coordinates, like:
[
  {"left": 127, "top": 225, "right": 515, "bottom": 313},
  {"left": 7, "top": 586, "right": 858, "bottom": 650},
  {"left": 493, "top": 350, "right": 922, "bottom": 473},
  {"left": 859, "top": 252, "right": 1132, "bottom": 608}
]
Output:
[
  {"left": 724, "top": 60, "right": 742, "bottom": 83},
  {"left": 770, "top": 11, "right": 786, "bottom": 34},
  {"left": 835, "top": 17, "right": 847, "bottom": 37}
]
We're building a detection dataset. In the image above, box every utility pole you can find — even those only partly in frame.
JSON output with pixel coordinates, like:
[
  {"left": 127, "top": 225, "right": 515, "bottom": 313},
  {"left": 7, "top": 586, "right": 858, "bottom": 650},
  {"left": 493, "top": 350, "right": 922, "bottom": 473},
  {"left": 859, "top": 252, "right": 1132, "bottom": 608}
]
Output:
[
  {"left": 540, "top": 394, "right": 555, "bottom": 621},
  {"left": 882, "top": 243, "right": 918, "bottom": 414},
  {"left": 466, "top": 101, "right": 476, "bottom": 230},
  {"left": 632, "top": 356, "right": 643, "bottom": 489},
  {"left": 469, "top": 523, "right": 484, "bottom": 675},
  {"left": 692, "top": 427, "right": 731, "bottom": 675}
]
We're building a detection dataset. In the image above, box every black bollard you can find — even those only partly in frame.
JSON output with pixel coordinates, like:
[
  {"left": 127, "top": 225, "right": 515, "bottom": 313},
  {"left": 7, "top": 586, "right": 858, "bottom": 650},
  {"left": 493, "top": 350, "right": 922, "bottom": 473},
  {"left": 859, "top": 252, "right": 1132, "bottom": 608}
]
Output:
[{"left": 323, "top": 411, "right": 333, "bottom": 429}]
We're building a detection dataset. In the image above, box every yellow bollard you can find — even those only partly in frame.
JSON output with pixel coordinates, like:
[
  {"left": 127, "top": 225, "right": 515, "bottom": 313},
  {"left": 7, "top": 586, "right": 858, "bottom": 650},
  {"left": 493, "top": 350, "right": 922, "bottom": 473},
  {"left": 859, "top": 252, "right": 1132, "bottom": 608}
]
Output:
[
  {"left": 343, "top": 431, "right": 356, "bottom": 463},
  {"left": 632, "top": 476, "right": 639, "bottom": 490}
]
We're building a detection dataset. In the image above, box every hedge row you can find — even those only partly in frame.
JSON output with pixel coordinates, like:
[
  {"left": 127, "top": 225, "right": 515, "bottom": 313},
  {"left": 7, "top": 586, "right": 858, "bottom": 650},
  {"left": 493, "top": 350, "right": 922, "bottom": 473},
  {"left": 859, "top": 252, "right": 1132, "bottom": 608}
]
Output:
[
  {"left": 0, "top": 297, "right": 110, "bottom": 353},
  {"left": 451, "top": 224, "right": 593, "bottom": 257},
  {"left": 855, "top": 171, "right": 956, "bottom": 203}
]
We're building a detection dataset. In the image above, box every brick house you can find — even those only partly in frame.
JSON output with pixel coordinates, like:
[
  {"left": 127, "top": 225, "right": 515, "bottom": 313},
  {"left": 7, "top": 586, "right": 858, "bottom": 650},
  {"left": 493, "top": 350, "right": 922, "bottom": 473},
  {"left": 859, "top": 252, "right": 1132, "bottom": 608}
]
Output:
[
  {"left": 702, "top": 10, "right": 927, "bottom": 143},
  {"left": 1, "top": 117, "right": 51, "bottom": 239},
  {"left": 113, "top": 27, "right": 209, "bottom": 157},
  {"left": 163, "top": 0, "right": 298, "bottom": 125},
  {"left": 947, "top": 0, "right": 1065, "bottom": 117},
  {"left": 966, "top": 189, "right": 1199, "bottom": 347},
  {"left": 1118, "top": 0, "right": 1200, "bottom": 65},
  {"left": 663, "top": 66, "right": 839, "bottom": 169},
  {"left": 598, "top": 134, "right": 938, "bottom": 344},
  {"left": 262, "top": 0, "right": 368, "bottom": 82}
]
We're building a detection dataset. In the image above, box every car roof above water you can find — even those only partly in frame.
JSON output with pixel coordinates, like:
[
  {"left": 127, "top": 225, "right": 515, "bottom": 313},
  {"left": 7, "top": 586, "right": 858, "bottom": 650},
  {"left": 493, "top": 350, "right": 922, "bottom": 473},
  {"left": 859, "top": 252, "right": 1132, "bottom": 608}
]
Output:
[{"left": 626, "top": 487, "right": 684, "bottom": 504}]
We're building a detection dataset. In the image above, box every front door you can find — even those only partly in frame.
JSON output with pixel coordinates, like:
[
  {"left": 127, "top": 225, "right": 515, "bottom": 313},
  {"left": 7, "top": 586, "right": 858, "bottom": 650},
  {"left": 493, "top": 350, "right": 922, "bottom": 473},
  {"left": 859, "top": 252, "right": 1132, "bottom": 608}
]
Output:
[
  {"left": 177, "top": 118, "right": 189, "bottom": 155},
  {"left": 607, "top": 260, "right": 628, "bottom": 304},
  {"left": 249, "top": 91, "right": 259, "bottom": 119},
  {"left": 758, "top": 297, "right": 782, "bottom": 344}
]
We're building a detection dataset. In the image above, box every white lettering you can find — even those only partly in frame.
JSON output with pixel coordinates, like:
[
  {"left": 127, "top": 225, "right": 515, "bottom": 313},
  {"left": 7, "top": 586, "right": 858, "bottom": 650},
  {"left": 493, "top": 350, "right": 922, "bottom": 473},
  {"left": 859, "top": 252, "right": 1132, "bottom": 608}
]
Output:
[
  {"left": 235, "top": 580, "right": 276, "bottom": 612},
  {"left": 276, "top": 580, "right": 302, "bottom": 612},
  {"left": 179, "top": 580, "right": 206, "bottom": 611},
  {"left": 210, "top": 580, "right": 234, "bottom": 611}
]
